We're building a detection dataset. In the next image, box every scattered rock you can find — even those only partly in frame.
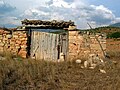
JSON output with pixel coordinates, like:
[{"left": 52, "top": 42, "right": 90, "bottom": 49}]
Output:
[
  {"left": 99, "top": 69, "right": 106, "bottom": 74},
  {"left": 75, "top": 59, "right": 82, "bottom": 64},
  {"left": 112, "top": 61, "right": 117, "bottom": 65},
  {"left": 58, "top": 53, "right": 65, "bottom": 62},
  {"left": 0, "top": 56, "right": 6, "bottom": 60},
  {"left": 89, "top": 67, "right": 95, "bottom": 69},
  {"left": 84, "top": 54, "right": 105, "bottom": 68},
  {"left": 81, "top": 66, "right": 84, "bottom": 68},
  {"left": 84, "top": 61, "right": 88, "bottom": 68}
]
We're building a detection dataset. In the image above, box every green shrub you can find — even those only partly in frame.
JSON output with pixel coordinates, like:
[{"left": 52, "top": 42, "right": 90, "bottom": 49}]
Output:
[{"left": 107, "top": 32, "right": 120, "bottom": 38}]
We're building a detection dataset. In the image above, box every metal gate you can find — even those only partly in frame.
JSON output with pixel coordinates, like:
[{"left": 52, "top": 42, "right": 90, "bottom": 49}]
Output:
[{"left": 30, "top": 30, "right": 68, "bottom": 61}]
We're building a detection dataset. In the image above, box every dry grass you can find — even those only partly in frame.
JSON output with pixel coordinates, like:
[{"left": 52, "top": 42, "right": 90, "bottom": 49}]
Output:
[
  {"left": 0, "top": 53, "right": 120, "bottom": 90},
  {"left": 1, "top": 25, "right": 120, "bottom": 90},
  {"left": 107, "top": 51, "right": 120, "bottom": 59}
]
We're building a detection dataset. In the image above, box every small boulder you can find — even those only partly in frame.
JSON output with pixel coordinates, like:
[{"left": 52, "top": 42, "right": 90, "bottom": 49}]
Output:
[
  {"left": 75, "top": 59, "right": 82, "bottom": 64},
  {"left": 99, "top": 69, "right": 106, "bottom": 74},
  {"left": 84, "top": 61, "right": 88, "bottom": 68},
  {"left": 0, "top": 56, "right": 6, "bottom": 61}
]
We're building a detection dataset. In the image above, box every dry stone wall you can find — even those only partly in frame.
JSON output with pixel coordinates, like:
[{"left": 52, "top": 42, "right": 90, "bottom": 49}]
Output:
[
  {"left": 0, "top": 27, "right": 106, "bottom": 60},
  {"left": 68, "top": 30, "right": 106, "bottom": 60},
  {"left": 0, "top": 29, "right": 28, "bottom": 58}
]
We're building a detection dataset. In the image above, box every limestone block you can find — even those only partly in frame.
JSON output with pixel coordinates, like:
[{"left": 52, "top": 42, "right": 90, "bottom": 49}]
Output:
[
  {"left": 3, "top": 38, "right": 8, "bottom": 41},
  {"left": 18, "top": 32, "right": 22, "bottom": 36},
  {"left": 84, "top": 50, "right": 90, "bottom": 54},
  {"left": 23, "top": 34, "right": 27, "bottom": 37},
  {"left": 13, "top": 35, "right": 19, "bottom": 38},
  {"left": 4, "top": 31, "right": 10, "bottom": 34},
  {"left": 7, "top": 48, "right": 11, "bottom": 51},
  {"left": 69, "top": 43, "right": 78, "bottom": 48},
  {"left": 95, "top": 34, "right": 101, "bottom": 37},
  {"left": 15, "top": 44, "right": 20, "bottom": 46},
  {"left": 21, "top": 38, "right": 27, "bottom": 41},
  {"left": 21, "top": 45, "right": 27, "bottom": 49},
  {"left": 98, "top": 36, "right": 103, "bottom": 39},
  {"left": 91, "top": 39, "right": 96, "bottom": 43},
  {"left": 22, "top": 55, "right": 27, "bottom": 58},
  {"left": 69, "top": 39, "right": 76, "bottom": 43},
  {"left": 10, "top": 39, "right": 15, "bottom": 42},
  {"left": 11, "top": 50, "right": 17, "bottom": 53},
  {"left": 19, "top": 35, "right": 23, "bottom": 38},
  {"left": 13, "top": 33, "right": 18, "bottom": 36},
  {"left": 21, "top": 40, "right": 27, "bottom": 44},
  {"left": 69, "top": 31, "right": 78, "bottom": 36},
  {"left": 0, "top": 35, "right": 3, "bottom": 39},
  {"left": 69, "top": 36, "right": 77, "bottom": 40},
  {"left": 4, "top": 44, "right": 10, "bottom": 49},
  {"left": 19, "top": 34, "right": 27, "bottom": 38},
  {"left": 90, "top": 36, "right": 95, "bottom": 39},
  {"left": 15, "top": 31, "right": 20, "bottom": 33},
  {"left": 0, "top": 48, "right": 3, "bottom": 52},
  {"left": 18, "top": 50, "right": 27, "bottom": 58},
  {"left": 22, "top": 31, "right": 27, "bottom": 33},
  {"left": 10, "top": 46, "right": 15, "bottom": 49},
  {"left": 2, "top": 40, "right": 6, "bottom": 44},
  {"left": 3, "top": 33, "right": 7, "bottom": 36},
  {"left": 0, "top": 42, "right": 4, "bottom": 46},
  {"left": 78, "top": 35, "right": 84, "bottom": 40},
  {"left": 6, "top": 34, "right": 12, "bottom": 39},
  {"left": 69, "top": 48, "right": 78, "bottom": 54},
  {"left": 75, "top": 40, "right": 83, "bottom": 44},
  {"left": 10, "top": 41, "right": 15, "bottom": 45},
  {"left": 16, "top": 40, "right": 21, "bottom": 44},
  {"left": 16, "top": 46, "right": 20, "bottom": 49}
]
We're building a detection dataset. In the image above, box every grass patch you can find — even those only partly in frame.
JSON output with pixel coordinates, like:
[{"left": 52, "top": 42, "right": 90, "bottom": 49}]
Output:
[
  {"left": 107, "top": 32, "right": 120, "bottom": 38},
  {"left": 0, "top": 54, "right": 120, "bottom": 90},
  {"left": 106, "top": 51, "right": 120, "bottom": 59}
]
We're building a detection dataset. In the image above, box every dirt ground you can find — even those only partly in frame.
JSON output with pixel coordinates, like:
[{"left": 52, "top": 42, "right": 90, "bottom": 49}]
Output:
[
  {"left": 107, "top": 39, "right": 120, "bottom": 51},
  {"left": 106, "top": 39, "right": 120, "bottom": 59}
]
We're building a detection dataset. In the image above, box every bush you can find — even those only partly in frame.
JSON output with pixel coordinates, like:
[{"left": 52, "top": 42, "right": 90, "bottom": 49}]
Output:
[{"left": 107, "top": 32, "right": 120, "bottom": 38}]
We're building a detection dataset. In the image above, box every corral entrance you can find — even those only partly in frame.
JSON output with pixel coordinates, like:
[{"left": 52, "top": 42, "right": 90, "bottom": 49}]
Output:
[{"left": 30, "top": 29, "right": 68, "bottom": 61}]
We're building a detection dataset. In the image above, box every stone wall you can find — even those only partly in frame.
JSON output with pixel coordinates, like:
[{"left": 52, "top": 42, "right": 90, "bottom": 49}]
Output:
[
  {"left": 0, "top": 29, "right": 28, "bottom": 58},
  {"left": 0, "top": 28, "right": 106, "bottom": 60},
  {"left": 68, "top": 30, "right": 106, "bottom": 60}
]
